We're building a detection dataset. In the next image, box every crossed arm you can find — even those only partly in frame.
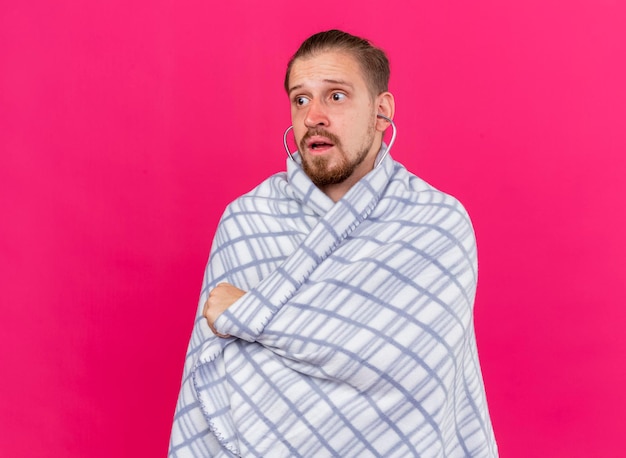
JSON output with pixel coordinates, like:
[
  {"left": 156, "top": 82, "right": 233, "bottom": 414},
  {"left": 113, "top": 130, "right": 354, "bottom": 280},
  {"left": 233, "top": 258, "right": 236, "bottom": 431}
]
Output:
[{"left": 202, "top": 282, "right": 246, "bottom": 338}]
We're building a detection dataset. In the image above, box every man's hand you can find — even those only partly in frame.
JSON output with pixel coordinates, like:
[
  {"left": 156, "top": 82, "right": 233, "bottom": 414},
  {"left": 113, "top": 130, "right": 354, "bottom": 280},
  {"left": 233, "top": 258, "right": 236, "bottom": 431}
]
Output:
[{"left": 203, "top": 282, "right": 246, "bottom": 338}]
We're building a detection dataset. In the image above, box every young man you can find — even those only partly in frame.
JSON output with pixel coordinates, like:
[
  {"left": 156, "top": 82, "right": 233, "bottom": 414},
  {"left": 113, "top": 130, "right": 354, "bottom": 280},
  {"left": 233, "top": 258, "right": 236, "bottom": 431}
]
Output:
[{"left": 169, "top": 30, "right": 497, "bottom": 457}]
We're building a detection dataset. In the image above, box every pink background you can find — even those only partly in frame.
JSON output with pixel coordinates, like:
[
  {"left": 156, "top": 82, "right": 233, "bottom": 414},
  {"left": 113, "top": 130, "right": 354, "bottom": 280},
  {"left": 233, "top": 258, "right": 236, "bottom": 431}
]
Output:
[{"left": 1, "top": 0, "right": 625, "bottom": 456}]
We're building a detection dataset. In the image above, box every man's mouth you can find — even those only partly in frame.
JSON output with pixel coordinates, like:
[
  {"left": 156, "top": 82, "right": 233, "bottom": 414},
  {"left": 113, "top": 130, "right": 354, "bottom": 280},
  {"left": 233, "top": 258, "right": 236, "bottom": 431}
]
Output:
[
  {"left": 304, "top": 134, "right": 337, "bottom": 154},
  {"left": 310, "top": 141, "right": 334, "bottom": 150}
]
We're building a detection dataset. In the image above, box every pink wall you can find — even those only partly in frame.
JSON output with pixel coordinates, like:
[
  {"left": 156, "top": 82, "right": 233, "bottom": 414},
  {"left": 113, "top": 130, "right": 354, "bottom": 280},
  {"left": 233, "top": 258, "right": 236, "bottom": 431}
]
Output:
[{"left": 1, "top": 1, "right": 625, "bottom": 456}]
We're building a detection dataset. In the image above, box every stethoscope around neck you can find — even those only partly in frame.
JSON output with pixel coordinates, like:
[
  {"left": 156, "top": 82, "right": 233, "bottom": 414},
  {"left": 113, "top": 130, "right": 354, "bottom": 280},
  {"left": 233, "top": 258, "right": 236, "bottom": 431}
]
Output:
[{"left": 283, "top": 114, "right": 397, "bottom": 169}]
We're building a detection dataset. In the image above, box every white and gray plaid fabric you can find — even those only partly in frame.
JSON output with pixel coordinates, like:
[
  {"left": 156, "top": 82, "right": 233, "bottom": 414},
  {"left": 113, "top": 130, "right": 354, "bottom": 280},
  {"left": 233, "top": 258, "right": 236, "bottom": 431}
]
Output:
[{"left": 169, "top": 150, "right": 497, "bottom": 457}]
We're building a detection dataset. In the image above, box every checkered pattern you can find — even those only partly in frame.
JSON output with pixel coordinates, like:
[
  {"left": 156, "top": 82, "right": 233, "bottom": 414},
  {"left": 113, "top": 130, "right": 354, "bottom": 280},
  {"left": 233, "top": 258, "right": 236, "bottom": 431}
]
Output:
[{"left": 169, "top": 151, "right": 497, "bottom": 457}]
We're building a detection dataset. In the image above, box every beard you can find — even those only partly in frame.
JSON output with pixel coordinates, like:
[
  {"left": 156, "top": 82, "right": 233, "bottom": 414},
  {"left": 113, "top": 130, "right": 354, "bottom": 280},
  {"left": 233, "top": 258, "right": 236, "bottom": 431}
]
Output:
[{"left": 299, "top": 124, "right": 376, "bottom": 188}]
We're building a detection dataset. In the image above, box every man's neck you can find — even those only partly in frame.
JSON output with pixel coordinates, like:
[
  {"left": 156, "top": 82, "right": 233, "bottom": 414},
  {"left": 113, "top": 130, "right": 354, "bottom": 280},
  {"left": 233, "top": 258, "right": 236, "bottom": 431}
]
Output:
[{"left": 319, "top": 144, "right": 382, "bottom": 202}]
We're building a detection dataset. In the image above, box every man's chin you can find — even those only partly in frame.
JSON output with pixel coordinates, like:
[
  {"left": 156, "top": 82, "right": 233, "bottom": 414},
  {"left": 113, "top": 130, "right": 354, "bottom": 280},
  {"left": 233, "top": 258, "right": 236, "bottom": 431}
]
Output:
[{"left": 303, "top": 163, "right": 353, "bottom": 187}]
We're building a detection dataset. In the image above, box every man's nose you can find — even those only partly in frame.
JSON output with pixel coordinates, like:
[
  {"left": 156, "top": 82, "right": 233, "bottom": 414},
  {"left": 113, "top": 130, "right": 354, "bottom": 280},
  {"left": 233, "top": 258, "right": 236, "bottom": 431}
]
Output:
[{"left": 304, "top": 100, "right": 329, "bottom": 128}]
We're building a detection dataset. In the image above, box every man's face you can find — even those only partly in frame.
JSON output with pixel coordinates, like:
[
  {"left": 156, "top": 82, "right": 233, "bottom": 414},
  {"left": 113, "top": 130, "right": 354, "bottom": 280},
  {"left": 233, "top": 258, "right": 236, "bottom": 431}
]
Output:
[{"left": 287, "top": 51, "right": 381, "bottom": 192}]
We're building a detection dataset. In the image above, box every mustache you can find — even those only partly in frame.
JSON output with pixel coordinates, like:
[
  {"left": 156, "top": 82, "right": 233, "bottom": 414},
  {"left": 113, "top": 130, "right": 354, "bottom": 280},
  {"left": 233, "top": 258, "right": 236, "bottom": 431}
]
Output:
[{"left": 299, "top": 129, "right": 341, "bottom": 151}]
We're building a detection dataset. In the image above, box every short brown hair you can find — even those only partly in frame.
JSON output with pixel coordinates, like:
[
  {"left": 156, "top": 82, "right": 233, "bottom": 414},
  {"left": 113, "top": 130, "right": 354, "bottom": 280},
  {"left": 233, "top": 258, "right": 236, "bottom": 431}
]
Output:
[{"left": 284, "top": 30, "right": 390, "bottom": 97}]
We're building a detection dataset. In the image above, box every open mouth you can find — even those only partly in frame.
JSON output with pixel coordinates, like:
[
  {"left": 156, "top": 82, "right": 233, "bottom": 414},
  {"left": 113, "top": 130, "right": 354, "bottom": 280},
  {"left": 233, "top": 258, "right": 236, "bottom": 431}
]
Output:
[
  {"left": 306, "top": 136, "right": 335, "bottom": 153},
  {"left": 310, "top": 141, "right": 333, "bottom": 150}
]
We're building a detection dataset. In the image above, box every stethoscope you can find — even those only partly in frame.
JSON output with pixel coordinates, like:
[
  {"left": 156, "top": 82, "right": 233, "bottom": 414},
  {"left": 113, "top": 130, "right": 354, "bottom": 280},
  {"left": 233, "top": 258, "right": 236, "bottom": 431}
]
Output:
[{"left": 283, "top": 114, "right": 397, "bottom": 169}]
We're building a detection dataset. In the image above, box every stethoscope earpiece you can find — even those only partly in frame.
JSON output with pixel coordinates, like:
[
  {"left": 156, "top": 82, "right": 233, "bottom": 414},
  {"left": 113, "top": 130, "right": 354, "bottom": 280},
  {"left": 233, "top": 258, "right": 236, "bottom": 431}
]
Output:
[{"left": 374, "top": 114, "right": 397, "bottom": 168}]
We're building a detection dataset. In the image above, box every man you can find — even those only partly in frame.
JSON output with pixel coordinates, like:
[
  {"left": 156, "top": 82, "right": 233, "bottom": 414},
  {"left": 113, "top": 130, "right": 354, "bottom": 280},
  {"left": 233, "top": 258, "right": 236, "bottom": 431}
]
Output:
[{"left": 169, "top": 30, "right": 497, "bottom": 457}]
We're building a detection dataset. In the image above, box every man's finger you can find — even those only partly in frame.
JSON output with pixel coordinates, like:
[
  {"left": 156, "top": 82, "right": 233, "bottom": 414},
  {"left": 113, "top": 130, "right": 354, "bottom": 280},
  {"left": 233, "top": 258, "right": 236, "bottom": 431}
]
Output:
[{"left": 203, "top": 297, "right": 231, "bottom": 338}]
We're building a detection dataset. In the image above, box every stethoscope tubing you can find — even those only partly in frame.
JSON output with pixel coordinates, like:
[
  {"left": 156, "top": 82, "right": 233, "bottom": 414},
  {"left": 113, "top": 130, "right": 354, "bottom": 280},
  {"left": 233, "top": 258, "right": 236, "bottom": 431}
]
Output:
[{"left": 283, "top": 114, "right": 397, "bottom": 169}]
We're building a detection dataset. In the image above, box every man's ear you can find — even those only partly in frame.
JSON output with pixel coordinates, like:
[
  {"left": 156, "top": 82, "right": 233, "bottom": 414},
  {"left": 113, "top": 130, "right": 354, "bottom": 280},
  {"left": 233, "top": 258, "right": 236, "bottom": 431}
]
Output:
[{"left": 375, "top": 92, "right": 395, "bottom": 132}]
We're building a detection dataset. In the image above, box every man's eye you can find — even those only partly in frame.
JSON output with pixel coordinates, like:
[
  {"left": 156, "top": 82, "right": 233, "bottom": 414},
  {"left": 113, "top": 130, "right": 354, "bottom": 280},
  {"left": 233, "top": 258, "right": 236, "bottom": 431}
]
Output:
[
  {"left": 331, "top": 93, "right": 346, "bottom": 101},
  {"left": 295, "top": 97, "right": 309, "bottom": 106}
]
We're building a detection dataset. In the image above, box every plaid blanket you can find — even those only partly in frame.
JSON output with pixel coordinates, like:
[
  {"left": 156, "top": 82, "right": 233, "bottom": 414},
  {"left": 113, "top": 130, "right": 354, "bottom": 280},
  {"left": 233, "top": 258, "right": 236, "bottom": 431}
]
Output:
[{"left": 169, "top": 151, "right": 497, "bottom": 457}]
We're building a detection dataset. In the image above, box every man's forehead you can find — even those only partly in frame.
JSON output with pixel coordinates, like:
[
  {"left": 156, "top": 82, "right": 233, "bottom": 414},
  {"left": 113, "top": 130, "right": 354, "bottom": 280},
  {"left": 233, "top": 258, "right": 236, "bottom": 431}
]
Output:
[
  {"left": 288, "top": 78, "right": 355, "bottom": 96},
  {"left": 288, "top": 50, "right": 366, "bottom": 92}
]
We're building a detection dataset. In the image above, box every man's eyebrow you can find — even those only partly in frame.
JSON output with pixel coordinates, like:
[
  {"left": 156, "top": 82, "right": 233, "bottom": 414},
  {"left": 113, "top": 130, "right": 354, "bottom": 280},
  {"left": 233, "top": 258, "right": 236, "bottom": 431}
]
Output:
[
  {"left": 288, "top": 79, "right": 354, "bottom": 95},
  {"left": 324, "top": 79, "right": 354, "bottom": 89}
]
